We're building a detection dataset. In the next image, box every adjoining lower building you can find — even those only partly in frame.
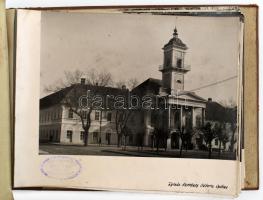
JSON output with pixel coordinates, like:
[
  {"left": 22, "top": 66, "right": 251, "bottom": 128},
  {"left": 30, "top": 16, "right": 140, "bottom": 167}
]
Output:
[{"left": 39, "top": 84, "right": 128, "bottom": 145}]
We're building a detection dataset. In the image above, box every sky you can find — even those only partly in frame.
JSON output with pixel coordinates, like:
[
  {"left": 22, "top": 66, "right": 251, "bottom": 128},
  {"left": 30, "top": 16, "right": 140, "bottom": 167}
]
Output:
[{"left": 40, "top": 11, "right": 241, "bottom": 104}]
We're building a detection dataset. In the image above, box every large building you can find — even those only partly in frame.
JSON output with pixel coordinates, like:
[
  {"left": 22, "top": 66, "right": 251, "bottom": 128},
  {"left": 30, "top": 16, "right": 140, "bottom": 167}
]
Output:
[
  {"left": 39, "top": 27, "right": 236, "bottom": 151},
  {"left": 127, "top": 27, "right": 207, "bottom": 150}
]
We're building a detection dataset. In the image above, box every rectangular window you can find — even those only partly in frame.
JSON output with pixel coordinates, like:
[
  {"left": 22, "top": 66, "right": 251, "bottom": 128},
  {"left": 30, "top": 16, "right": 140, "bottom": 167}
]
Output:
[
  {"left": 67, "top": 130, "right": 72, "bottom": 137},
  {"left": 81, "top": 78, "right": 86, "bottom": 84},
  {"left": 68, "top": 109, "right": 73, "bottom": 118},
  {"left": 95, "top": 111, "right": 100, "bottom": 121},
  {"left": 177, "top": 58, "right": 182, "bottom": 68},
  {"left": 107, "top": 112, "right": 112, "bottom": 121},
  {"left": 80, "top": 131, "right": 85, "bottom": 140},
  {"left": 67, "top": 130, "right": 73, "bottom": 142},
  {"left": 215, "top": 138, "right": 219, "bottom": 146}
]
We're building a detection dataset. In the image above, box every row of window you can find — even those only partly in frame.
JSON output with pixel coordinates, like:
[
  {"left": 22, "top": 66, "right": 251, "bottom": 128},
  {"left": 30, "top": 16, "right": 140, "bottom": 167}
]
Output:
[
  {"left": 66, "top": 130, "right": 112, "bottom": 143},
  {"left": 40, "top": 129, "right": 60, "bottom": 141},
  {"left": 40, "top": 109, "right": 113, "bottom": 122},
  {"left": 66, "top": 130, "right": 83, "bottom": 142},
  {"left": 40, "top": 108, "right": 61, "bottom": 122},
  {"left": 68, "top": 110, "right": 112, "bottom": 122}
]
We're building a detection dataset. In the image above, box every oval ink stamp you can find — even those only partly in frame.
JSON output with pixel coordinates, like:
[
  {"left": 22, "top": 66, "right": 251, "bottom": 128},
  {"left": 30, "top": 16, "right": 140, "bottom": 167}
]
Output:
[{"left": 40, "top": 156, "right": 81, "bottom": 180}]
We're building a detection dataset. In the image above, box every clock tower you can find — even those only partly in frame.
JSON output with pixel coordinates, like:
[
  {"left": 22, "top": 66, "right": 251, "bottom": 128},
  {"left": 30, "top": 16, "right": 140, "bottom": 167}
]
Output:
[{"left": 160, "top": 26, "right": 190, "bottom": 94}]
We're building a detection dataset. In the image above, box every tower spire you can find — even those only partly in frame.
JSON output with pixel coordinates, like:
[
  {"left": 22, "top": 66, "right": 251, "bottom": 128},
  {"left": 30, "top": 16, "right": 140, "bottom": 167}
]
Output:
[{"left": 173, "top": 26, "right": 178, "bottom": 38}]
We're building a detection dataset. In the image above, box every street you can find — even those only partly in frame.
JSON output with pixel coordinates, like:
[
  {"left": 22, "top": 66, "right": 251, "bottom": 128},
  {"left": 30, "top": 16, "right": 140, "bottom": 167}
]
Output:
[{"left": 39, "top": 144, "right": 236, "bottom": 160}]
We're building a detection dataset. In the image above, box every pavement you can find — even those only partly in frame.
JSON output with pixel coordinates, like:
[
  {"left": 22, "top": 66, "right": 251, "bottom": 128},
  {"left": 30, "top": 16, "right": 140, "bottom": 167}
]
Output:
[{"left": 39, "top": 143, "right": 236, "bottom": 160}]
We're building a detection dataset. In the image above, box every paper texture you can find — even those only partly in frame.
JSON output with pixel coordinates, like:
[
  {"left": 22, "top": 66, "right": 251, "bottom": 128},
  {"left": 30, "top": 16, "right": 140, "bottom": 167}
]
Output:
[
  {"left": 13, "top": 9, "right": 244, "bottom": 197},
  {"left": 0, "top": 0, "right": 13, "bottom": 199},
  {"left": 0, "top": 5, "right": 258, "bottom": 200},
  {"left": 240, "top": 6, "right": 259, "bottom": 190}
]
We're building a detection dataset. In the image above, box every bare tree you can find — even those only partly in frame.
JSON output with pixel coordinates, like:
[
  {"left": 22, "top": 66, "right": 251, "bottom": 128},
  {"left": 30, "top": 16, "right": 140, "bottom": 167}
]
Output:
[
  {"left": 45, "top": 69, "right": 113, "bottom": 146},
  {"left": 215, "top": 122, "right": 230, "bottom": 156},
  {"left": 219, "top": 99, "right": 237, "bottom": 153},
  {"left": 86, "top": 68, "right": 113, "bottom": 87},
  {"left": 212, "top": 122, "right": 227, "bottom": 156},
  {"left": 115, "top": 109, "right": 132, "bottom": 147},
  {"left": 122, "top": 125, "right": 132, "bottom": 150},
  {"left": 44, "top": 69, "right": 84, "bottom": 93},
  {"left": 127, "top": 78, "right": 139, "bottom": 90},
  {"left": 202, "top": 122, "right": 216, "bottom": 159},
  {"left": 178, "top": 126, "right": 194, "bottom": 157},
  {"left": 115, "top": 80, "right": 127, "bottom": 89},
  {"left": 113, "top": 78, "right": 139, "bottom": 148},
  {"left": 229, "top": 123, "right": 237, "bottom": 152},
  {"left": 115, "top": 78, "right": 139, "bottom": 90},
  {"left": 219, "top": 98, "right": 237, "bottom": 108}
]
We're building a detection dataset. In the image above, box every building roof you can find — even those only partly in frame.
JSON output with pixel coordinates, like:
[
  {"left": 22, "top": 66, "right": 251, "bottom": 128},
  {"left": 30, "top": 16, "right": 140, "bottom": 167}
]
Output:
[
  {"left": 205, "top": 100, "right": 237, "bottom": 123},
  {"left": 177, "top": 91, "right": 207, "bottom": 102},
  {"left": 132, "top": 78, "right": 162, "bottom": 95},
  {"left": 40, "top": 84, "right": 128, "bottom": 109},
  {"left": 40, "top": 86, "right": 72, "bottom": 109},
  {"left": 132, "top": 78, "right": 207, "bottom": 105},
  {"left": 163, "top": 27, "right": 188, "bottom": 50}
]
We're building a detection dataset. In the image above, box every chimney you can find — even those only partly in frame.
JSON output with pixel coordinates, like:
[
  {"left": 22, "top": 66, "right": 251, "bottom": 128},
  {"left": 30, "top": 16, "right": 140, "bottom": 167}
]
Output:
[
  {"left": 208, "top": 98, "right": 212, "bottom": 102},
  {"left": 121, "top": 85, "right": 127, "bottom": 90},
  {"left": 80, "top": 78, "right": 86, "bottom": 85}
]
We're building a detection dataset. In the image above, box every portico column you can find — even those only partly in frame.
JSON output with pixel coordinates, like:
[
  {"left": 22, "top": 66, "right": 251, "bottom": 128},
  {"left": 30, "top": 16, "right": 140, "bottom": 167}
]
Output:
[
  {"left": 201, "top": 108, "right": 205, "bottom": 126},
  {"left": 168, "top": 104, "right": 171, "bottom": 129},
  {"left": 192, "top": 107, "right": 198, "bottom": 150},
  {"left": 144, "top": 110, "right": 151, "bottom": 146},
  {"left": 180, "top": 106, "right": 183, "bottom": 129},
  {"left": 166, "top": 105, "right": 172, "bottom": 150},
  {"left": 178, "top": 106, "right": 183, "bottom": 149},
  {"left": 192, "top": 107, "right": 196, "bottom": 128}
]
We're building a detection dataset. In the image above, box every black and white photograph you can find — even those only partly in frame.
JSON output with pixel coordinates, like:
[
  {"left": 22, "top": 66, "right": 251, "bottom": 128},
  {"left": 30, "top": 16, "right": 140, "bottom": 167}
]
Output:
[{"left": 39, "top": 11, "right": 241, "bottom": 160}]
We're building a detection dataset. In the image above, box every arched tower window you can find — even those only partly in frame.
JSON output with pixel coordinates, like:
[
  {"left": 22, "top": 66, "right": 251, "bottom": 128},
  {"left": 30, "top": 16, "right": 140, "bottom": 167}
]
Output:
[{"left": 177, "top": 59, "right": 182, "bottom": 68}]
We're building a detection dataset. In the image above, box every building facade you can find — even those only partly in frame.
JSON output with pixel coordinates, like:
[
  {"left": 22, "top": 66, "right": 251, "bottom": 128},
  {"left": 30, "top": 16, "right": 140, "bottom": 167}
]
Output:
[
  {"left": 39, "top": 26, "right": 236, "bottom": 152},
  {"left": 39, "top": 85, "right": 127, "bottom": 145},
  {"left": 39, "top": 105, "right": 118, "bottom": 145},
  {"left": 126, "top": 27, "right": 207, "bottom": 150}
]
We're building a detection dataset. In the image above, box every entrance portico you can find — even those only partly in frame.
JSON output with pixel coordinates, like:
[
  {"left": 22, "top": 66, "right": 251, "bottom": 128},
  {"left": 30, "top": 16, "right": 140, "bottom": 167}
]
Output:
[{"left": 166, "top": 93, "right": 206, "bottom": 150}]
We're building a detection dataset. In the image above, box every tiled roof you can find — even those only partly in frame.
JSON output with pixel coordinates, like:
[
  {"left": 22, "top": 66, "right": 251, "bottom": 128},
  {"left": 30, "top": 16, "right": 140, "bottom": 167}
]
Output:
[
  {"left": 163, "top": 27, "right": 188, "bottom": 50},
  {"left": 163, "top": 37, "right": 188, "bottom": 50},
  {"left": 132, "top": 78, "right": 162, "bottom": 95},
  {"left": 40, "top": 84, "right": 128, "bottom": 109},
  {"left": 40, "top": 86, "right": 72, "bottom": 109}
]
